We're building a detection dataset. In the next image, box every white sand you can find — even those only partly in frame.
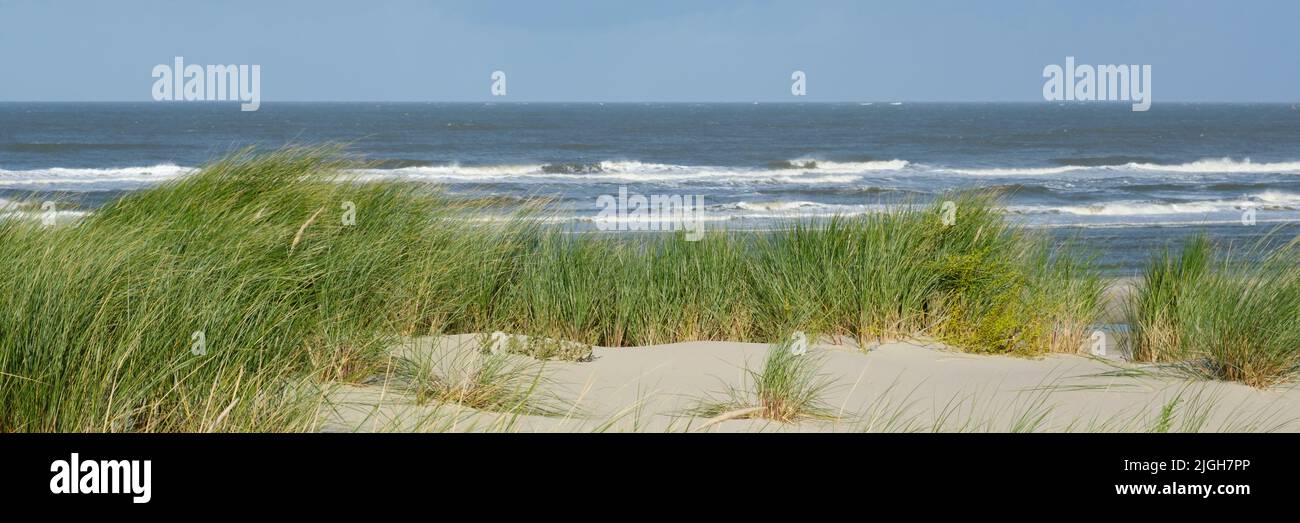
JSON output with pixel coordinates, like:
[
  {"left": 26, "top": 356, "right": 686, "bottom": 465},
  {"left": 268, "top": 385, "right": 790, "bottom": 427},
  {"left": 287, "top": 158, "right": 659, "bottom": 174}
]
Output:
[{"left": 319, "top": 333, "right": 1300, "bottom": 433}]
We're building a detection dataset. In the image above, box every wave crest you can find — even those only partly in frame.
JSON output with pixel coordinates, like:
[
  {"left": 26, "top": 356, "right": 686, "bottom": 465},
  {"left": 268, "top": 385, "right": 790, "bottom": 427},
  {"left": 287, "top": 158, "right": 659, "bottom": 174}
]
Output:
[
  {"left": 940, "top": 157, "right": 1300, "bottom": 176},
  {"left": 0, "top": 164, "right": 193, "bottom": 186}
]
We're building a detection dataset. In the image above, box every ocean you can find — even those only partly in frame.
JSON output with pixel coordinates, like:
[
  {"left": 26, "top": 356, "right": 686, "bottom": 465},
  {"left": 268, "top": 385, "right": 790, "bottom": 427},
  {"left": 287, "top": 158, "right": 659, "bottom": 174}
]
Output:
[{"left": 3, "top": 102, "right": 1299, "bottom": 275}]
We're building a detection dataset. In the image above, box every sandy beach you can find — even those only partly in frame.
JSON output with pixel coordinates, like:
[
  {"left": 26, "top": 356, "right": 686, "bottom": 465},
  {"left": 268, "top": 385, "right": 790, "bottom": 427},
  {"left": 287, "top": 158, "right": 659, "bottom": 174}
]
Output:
[
  {"left": 321, "top": 331, "right": 1300, "bottom": 433},
  {"left": 318, "top": 278, "right": 1300, "bottom": 433}
]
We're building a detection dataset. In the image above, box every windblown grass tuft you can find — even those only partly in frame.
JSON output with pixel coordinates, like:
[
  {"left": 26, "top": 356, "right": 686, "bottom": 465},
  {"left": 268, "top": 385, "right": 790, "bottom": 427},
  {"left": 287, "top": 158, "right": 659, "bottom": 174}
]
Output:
[
  {"left": 396, "top": 349, "right": 555, "bottom": 415},
  {"left": 693, "top": 339, "right": 837, "bottom": 424},
  {"left": 0, "top": 147, "right": 486, "bottom": 430},
  {"left": 1127, "top": 234, "right": 1300, "bottom": 387}
]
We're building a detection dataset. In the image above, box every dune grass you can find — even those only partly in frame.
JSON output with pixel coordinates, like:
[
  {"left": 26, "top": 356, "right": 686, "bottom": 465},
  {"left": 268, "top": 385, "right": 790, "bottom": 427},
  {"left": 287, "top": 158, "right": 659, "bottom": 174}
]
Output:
[
  {"left": 692, "top": 338, "right": 838, "bottom": 424},
  {"left": 1127, "top": 234, "right": 1300, "bottom": 387},
  {"left": 0, "top": 147, "right": 1108, "bottom": 431},
  {"left": 490, "top": 194, "right": 1103, "bottom": 354},
  {"left": 396, "top": 349, "right": 555, "bottom": 416},
  {"left": 0, "top": 147, "right": 486, "bottom": 431},
  {"left": 1128, "top": 236, "right": 1213, "bottom": 363}
]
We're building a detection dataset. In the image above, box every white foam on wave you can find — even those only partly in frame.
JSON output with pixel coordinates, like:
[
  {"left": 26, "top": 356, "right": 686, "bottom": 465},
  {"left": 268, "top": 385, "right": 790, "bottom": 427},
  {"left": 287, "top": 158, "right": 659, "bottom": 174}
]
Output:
[
  {"left": 1257, "top": 190, "right": 1300, "bottom": 205},
  {"left": 372, "top": 157, "right": 1299, "bottom": 181},
  {"left": 1028, "top": 218, "right": 1300, "bottom": 230},
  {"left": 0, "top": 164, "right": 194, "bottom": 186},
  {"left": 1124, "top": 157, "right": 1300, "bottom": 174},
  {"left": 937, "top": 165, "right": 1083, "bottom": 176},
  {"left": 6, "top": 156, "right": 1300, "bottom": 196},
  {"left": 715, "top": 200, "right": 892, "bottom": 218},
  {"left": 1014, "top": 201, "right": 1233, "bottom": 216},
  {"left": 354, "top": 163, "right": 733, "bottom": 184},
  {"left": 357, "top": 158, "right": 908, "bottom": 185},
  {"left": 1008, "top": 192, "right": 1300, "bottom": 216},
  {"left": 0, "top": 159, "right": 911, "bottom": 190},
  {"left": 0, "top": 209, "right": 91, "bottom": 223},
  {"left": 573, "top": 202, "right": 892, "bottom": 224},
  {"left": 937, "top": 158, "right": 1300, "bottom": 177},
  {"left": 729, "top": 200, "right": 829, "bottom": 212},
  {"left": 788, "top": 158, "right": 911, "bottom": 173}
]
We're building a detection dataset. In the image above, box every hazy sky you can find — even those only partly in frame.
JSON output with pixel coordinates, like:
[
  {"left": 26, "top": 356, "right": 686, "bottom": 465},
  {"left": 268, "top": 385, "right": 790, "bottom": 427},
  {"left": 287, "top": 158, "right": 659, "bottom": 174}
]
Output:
[{"left": 1, "top": 0, "right": 1296, "bottom": 102}]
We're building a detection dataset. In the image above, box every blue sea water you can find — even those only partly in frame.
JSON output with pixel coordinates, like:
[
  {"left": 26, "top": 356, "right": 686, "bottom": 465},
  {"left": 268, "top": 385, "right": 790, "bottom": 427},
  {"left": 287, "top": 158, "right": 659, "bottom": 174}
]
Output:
[{"left": 3, "top": 102, "right": 1300, "bottom": 274}]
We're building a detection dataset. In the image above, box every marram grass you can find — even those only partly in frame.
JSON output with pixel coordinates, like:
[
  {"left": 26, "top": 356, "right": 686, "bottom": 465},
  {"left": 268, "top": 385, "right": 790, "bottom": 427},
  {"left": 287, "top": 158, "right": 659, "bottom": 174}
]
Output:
[
  {"left": 692, "top": 339, "right": 838, "bottom": 424},
  {"left": 1127, "top": 234, "right": 1300, "bottom": 387},
  {"left": 0, "top": 148, "right": 1112, "bottom": 432}
]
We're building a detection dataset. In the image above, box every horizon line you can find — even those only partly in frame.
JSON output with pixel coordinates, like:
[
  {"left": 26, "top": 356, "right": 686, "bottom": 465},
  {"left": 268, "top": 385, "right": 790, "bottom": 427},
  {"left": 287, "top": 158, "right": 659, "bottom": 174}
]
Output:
[{"left": 2, "top": 100, "right": 1298, "bottom": 104}]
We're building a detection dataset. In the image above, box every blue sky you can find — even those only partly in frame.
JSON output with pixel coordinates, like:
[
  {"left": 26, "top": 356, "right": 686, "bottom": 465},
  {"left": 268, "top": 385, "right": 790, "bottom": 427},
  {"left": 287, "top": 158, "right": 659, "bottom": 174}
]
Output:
[{"left": 1, "top": 0, "right": 1296, "bottom": 102}]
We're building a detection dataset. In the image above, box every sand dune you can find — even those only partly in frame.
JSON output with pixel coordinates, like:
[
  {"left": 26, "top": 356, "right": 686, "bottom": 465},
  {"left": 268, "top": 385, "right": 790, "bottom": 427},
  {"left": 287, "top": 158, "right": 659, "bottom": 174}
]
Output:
[{"left": 320, "top": 334, "right": 1300, "bottom": 433}]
